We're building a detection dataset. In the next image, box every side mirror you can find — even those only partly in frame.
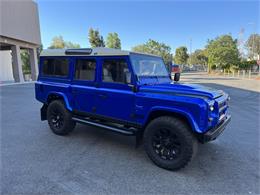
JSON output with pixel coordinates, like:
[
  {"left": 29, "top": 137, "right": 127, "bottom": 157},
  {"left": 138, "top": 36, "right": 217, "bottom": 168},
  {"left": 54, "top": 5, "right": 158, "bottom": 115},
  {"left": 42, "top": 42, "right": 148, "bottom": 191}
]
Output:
[
  {"left": 174, "top": 73, "right": 180, "bottom": 82},
  {"left": 124, "top": 71, "right": 138, "bottom": 92}
]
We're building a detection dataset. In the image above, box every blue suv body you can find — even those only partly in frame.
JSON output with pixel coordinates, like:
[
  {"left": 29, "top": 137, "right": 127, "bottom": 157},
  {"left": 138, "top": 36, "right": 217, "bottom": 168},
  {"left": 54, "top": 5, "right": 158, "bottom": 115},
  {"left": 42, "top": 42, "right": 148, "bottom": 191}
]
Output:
[{"left": 35, "top": 48, "right": 231, "bottom": 170}]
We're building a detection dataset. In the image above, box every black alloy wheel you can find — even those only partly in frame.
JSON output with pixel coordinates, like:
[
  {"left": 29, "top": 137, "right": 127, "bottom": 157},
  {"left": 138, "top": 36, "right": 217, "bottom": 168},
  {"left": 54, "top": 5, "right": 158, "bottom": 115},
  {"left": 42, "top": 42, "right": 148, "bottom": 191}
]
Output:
[
  {"left": 144, "top": 116, "right": 198, "bottom": 170},
  {"left": 152, "top": 128, "right": 182, "bottom": 160},
  {"left": 47, "top": 100, "right": 76, "bottom": 135}
]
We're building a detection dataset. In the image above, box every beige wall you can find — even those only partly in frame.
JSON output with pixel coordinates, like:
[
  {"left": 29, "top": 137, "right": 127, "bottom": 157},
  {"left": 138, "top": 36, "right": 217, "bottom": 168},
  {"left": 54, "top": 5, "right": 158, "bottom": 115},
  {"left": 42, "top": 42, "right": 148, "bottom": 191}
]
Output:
[{"left": 0, "top": 0, "right": 41, "bottom": 45}]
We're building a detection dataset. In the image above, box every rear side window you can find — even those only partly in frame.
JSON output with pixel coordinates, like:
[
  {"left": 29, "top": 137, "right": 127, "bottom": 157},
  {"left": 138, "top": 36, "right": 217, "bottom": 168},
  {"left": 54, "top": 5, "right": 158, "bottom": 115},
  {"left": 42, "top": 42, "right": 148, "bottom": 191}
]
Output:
[
  {"left": 42, "top": 58, "right": 69, "bottom": 77},
  {"left": 74, "top": 59, "right": 96, "bottom": 81}
]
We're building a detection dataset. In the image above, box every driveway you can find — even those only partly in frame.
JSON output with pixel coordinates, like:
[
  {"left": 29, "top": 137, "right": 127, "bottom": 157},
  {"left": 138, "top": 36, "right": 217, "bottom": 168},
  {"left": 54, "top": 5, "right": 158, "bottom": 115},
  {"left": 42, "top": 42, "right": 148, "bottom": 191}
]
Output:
[{"left": 1, "top": 74, "right": 259, "bottom": 194}]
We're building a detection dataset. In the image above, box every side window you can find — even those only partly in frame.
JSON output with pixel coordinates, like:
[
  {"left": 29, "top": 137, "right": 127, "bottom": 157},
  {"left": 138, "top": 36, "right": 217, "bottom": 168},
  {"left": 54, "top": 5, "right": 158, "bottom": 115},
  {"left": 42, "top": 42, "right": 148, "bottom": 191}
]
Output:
[
  {"left": 42, "top": 58, "right": 69, "bottom": 77},
  {"left": 102, "top": 59, "right": 129, "bottom": 83},
  {"left": 74, "top": 59, "right": 96, "bottom": 81}
]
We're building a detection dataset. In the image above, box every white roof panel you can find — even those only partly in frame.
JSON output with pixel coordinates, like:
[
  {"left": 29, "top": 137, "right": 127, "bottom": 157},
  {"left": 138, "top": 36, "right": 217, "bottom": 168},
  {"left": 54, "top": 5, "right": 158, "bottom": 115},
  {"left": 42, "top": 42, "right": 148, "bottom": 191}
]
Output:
[{"left": 40, "top": 47, "right": 160, "bottom": 57}]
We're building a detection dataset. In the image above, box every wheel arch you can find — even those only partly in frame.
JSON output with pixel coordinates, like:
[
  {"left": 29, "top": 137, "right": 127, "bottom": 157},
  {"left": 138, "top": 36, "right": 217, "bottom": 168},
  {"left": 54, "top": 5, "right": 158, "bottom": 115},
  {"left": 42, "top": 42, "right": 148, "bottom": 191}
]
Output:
[
  {"left": 144, "top": 107, "right": 200, "bottom": 133},
  {"left": 46, "top": 92, "right": 72, "bottom": 111}
]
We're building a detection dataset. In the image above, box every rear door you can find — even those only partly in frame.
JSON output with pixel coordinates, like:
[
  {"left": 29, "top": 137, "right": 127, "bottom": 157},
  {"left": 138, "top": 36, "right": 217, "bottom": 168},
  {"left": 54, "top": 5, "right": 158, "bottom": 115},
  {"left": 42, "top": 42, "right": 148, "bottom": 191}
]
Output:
[{"left": 71, "top": 57, "right": 98, "bottom": 113}]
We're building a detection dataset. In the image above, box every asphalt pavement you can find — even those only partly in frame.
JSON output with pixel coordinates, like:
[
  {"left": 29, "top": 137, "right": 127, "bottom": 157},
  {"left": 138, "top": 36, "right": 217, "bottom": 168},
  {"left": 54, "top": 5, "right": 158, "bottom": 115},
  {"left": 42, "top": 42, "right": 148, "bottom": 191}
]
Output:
[{"left": 1, "top": 73, "right": 259, "bottom": 194}]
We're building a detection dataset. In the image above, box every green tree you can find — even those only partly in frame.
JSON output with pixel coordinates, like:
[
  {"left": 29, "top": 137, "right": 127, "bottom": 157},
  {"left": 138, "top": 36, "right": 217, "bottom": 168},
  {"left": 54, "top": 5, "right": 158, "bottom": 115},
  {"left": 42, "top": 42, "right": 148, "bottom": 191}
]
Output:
[
  {"left": 132, "top": 39, "right": 172, "bottom": 68},
  {"left": 65, "top": 41, "right": 80, "bottom": 49},
  {"left": 246, "top": 34, "right": 260, "bottom": 60},
  {"left": 48, "top": 36, "right": 66, "bottom": 49},
  {"left": 238, "top": 60, "right": 257, "bottom": 70},
  {"left": 206, "top": 35, "right": 240, "bottom": 71},
  {"left": 88, "top": 28, "right": 105, "bottom": 47},
  {"left": 106, "top": 32, "right": 121, "bottom": 49},
  {"left": 174, "top": 46, "right": 189, "bottom": 65},
  {"left": 37, "top": 44, "right": 43, "bottom": 58},
  {"left": 21, "top": 49, "right": 30, "bottom": 74},
  {"left": 188, "top": 49, "right": 208, "bottom": 66},
  {"left": 48, "top": 36, "right": 80, "bottom": 49}
]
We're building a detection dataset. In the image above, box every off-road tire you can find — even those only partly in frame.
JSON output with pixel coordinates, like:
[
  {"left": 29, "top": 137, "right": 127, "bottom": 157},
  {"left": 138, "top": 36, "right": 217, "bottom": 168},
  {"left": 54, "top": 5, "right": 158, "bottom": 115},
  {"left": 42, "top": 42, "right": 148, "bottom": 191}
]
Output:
[
  {"left": 144, "top": 116, "right": 198, "bottom": 170},
  {"left": 47, "top": 100, "right": 76, "bottom": 135}
]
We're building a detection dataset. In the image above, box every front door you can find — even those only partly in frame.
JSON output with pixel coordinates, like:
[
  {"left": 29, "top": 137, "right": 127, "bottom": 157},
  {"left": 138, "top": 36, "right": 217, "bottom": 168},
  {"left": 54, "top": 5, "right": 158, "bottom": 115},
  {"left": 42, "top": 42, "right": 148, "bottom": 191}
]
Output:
[{"left": 95, "top": 57, "right": 136, "bottom": 124}]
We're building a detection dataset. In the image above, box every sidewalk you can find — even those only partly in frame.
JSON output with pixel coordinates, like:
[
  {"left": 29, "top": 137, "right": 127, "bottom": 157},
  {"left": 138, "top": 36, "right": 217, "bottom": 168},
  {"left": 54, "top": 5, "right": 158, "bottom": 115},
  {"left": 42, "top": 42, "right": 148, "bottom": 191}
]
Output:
[
  {"left": 181, "top": 72, "right": 260, "bottom": 93},
  {"left": 211, "top": 71, "right": 260, "bottom": 80}
]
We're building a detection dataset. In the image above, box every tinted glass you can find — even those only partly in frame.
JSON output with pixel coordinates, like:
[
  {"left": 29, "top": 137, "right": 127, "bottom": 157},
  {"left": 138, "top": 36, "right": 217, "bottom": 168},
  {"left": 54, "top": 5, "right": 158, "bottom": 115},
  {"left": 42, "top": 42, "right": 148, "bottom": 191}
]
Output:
[
  {"left": 102, "top": 59, "right": 129, "bottom": 83},
  {"left": 42, "top": 58, "right": 69, "bottom": 77},
  {"left": 74, "top": 59, "right": 96, "bottom": 81},
  {"left": 130, "top": 54, "right": 168, "bottom": 77}
]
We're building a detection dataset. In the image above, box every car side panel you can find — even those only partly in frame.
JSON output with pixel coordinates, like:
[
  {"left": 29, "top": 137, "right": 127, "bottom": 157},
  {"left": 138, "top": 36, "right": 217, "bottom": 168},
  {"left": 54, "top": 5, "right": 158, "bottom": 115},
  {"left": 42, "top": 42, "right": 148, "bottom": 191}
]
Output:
[
  {"left": 134, "top": 92, "right": 208, "bottom": 133},
  {"left": 35, "top": 56, "right": 74, "bottom": 109},
  {"left": 35, "top": 81, "right": 73, "bottom": 110}
]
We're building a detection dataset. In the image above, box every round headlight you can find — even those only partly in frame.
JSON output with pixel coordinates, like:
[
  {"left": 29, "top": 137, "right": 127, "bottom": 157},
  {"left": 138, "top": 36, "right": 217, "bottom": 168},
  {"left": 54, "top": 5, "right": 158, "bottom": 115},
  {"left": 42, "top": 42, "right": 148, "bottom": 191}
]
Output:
[{"left": 209, "top": 105, "right": 214, "bottom": 111}]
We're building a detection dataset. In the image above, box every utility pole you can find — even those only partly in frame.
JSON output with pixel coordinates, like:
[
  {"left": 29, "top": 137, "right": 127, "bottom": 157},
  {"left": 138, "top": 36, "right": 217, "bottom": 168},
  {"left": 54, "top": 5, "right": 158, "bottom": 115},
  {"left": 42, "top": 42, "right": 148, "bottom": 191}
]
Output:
[{"left": 189, "top": 38, "right": 192, "bottom": 66}]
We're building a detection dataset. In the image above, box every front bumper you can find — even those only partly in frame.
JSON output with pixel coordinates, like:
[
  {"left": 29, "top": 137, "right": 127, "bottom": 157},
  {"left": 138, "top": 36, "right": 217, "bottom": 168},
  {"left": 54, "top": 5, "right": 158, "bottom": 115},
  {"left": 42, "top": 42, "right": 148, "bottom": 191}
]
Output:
[{"left": 200, "top": 114, "right": 231, "bottom": 143}]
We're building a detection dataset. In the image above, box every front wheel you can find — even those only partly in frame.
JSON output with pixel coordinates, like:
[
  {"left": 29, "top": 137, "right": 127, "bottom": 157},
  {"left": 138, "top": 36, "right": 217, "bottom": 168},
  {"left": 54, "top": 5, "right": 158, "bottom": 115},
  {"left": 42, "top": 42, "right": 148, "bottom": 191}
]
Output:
[
  {"left": 144, "top": 116, "right": 197, "bottom": 170},
  {"left": 47, "top": 100, "right": 76, "bottom": 135}
]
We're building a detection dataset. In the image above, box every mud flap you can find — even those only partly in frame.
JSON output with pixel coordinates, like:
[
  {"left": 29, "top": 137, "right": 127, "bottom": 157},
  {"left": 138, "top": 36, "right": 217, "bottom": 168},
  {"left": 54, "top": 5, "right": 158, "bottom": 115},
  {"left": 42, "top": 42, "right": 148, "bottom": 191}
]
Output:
[{"left": 41, "top": 104, "right": 48, "bottom": 121}]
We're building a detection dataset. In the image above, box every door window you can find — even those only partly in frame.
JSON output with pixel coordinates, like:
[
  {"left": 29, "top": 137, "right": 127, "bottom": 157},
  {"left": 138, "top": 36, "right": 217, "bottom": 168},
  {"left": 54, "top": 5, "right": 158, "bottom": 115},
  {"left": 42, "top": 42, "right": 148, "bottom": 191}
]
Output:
[
  {"left": 74, "top": 59, "right": 96, "bottom": 81},
  {"left": 102, "top": 59, "right": 129, "bottom": 83}
]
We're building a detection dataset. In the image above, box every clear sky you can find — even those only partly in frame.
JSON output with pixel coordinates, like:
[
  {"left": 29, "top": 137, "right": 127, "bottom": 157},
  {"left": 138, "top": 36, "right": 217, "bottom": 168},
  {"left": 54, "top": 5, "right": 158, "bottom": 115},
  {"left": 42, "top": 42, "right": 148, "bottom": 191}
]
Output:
[{"left": 37, "top": 0, "right": 260, "bottom": 53}]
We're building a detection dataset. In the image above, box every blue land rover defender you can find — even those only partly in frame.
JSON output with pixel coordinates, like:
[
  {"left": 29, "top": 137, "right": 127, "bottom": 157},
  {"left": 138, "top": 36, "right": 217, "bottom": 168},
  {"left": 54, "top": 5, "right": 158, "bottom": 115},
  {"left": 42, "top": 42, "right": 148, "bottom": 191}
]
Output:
[{"left": 35, "top": 48, "right": 231, "bottom": 170}]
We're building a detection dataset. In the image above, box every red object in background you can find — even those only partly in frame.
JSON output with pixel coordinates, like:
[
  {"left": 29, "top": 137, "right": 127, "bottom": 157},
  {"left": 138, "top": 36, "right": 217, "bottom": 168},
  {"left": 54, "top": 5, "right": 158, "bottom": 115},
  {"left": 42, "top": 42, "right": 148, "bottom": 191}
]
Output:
[{"left": 171, "top": 65, "right": 180, "bottom": 73}]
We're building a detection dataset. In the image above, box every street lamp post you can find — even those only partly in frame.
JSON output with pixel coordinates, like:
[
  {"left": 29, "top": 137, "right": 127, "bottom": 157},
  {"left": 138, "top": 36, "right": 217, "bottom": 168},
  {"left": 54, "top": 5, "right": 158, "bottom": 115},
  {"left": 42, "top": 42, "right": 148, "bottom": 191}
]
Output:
[{"left": 190, "top": 38, "right": 192, "bottom": 66}]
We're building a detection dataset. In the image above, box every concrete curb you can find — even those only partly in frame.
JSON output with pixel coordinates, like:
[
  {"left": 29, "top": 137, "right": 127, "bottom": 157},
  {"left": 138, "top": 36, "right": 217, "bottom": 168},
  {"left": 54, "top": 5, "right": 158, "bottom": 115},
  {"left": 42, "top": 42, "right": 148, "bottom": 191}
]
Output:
[{"left": 0, "top": 81, "right": 35, "bottom": 87}]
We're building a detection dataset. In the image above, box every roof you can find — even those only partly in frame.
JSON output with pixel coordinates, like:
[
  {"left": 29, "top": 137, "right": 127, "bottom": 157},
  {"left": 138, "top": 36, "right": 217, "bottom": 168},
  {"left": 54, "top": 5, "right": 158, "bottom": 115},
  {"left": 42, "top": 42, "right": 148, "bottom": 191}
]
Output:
[{"left": 40, "top": 47, "right": 160, "bottom": 57}]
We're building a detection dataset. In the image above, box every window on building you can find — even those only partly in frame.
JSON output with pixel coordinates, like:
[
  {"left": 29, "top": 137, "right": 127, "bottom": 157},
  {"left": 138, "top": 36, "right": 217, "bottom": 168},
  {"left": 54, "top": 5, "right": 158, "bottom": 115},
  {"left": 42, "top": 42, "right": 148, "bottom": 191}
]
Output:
[
  {"left": 74, "top": 59, "right": 96, "bottom": 81},
  {"left": 42, "top": 58, "right": 69, "bottom": 77},
  {"left": 102, "top": 59, "right": 129, "bottom": 83}
]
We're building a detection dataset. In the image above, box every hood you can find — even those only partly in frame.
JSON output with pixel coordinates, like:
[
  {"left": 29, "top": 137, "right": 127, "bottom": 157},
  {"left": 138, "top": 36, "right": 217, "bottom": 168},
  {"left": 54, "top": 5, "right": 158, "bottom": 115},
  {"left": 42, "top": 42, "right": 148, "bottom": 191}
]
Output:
[{"left": 139, "top": 82, "right": 224, "bottom": 99}]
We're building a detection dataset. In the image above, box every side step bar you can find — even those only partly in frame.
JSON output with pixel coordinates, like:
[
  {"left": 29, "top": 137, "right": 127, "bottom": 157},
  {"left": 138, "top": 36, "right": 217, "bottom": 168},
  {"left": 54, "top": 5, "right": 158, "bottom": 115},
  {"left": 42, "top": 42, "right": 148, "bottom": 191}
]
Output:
[{"left": 72, "top": 117, "right": 135, "bottom": 136}]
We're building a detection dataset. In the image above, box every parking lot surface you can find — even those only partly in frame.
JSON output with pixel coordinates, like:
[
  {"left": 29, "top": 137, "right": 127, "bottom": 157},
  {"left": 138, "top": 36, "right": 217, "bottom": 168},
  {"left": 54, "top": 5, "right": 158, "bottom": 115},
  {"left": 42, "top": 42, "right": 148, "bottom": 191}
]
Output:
[{"left": 1, "top": 73, "right": 259, "bottom": 194}]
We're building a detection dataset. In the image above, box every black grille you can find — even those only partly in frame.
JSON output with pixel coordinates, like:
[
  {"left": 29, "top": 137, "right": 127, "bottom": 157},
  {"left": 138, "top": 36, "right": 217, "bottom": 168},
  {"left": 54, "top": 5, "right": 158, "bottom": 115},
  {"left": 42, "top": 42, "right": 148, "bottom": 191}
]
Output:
[
  {"left": 218, "top": 101, "right": 226, "bottom": 109},
  {"left": 218, "top": 100, "right": 227, "bottom": 122}
]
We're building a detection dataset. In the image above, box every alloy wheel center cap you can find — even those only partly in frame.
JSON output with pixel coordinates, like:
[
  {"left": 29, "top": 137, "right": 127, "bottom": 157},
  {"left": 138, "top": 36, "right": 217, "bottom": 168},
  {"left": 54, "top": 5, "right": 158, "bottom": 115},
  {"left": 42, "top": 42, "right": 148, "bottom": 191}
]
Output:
[{"left": 164, "top": 138, "right": 171, "bottom": 146}]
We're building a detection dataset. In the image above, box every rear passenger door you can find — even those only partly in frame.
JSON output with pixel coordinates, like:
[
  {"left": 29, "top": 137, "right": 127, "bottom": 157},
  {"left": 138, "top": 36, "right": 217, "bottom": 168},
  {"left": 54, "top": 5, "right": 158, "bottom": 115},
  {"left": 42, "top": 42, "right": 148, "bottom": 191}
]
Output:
[{"left": 71, "top": 57, "right": 98, "bottom": 113}]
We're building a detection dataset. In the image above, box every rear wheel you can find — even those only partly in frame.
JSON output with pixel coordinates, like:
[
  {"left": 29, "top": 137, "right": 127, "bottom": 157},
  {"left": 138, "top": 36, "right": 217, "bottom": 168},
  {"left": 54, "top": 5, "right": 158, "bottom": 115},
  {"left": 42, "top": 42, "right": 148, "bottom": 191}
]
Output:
[
  {"left": 47, "top": 100, "right": 76, "bottom": 135},
  {"left": 144, "top": 116, "right": 197, "bottom": 170}
]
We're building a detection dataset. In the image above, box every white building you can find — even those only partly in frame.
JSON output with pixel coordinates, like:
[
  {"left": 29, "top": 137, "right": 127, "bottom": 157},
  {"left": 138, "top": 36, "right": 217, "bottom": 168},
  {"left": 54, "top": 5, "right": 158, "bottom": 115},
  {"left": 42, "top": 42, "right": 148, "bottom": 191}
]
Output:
[{"left": 0, "top": 0, "right": 41, "bottom": 82}]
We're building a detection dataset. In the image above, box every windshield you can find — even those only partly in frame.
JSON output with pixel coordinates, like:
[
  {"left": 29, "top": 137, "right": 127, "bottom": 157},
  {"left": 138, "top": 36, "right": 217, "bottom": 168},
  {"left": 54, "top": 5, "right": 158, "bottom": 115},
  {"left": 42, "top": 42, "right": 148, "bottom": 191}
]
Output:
[{"left": 130, "top": 54, "right": 169, "bottom": 77}]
